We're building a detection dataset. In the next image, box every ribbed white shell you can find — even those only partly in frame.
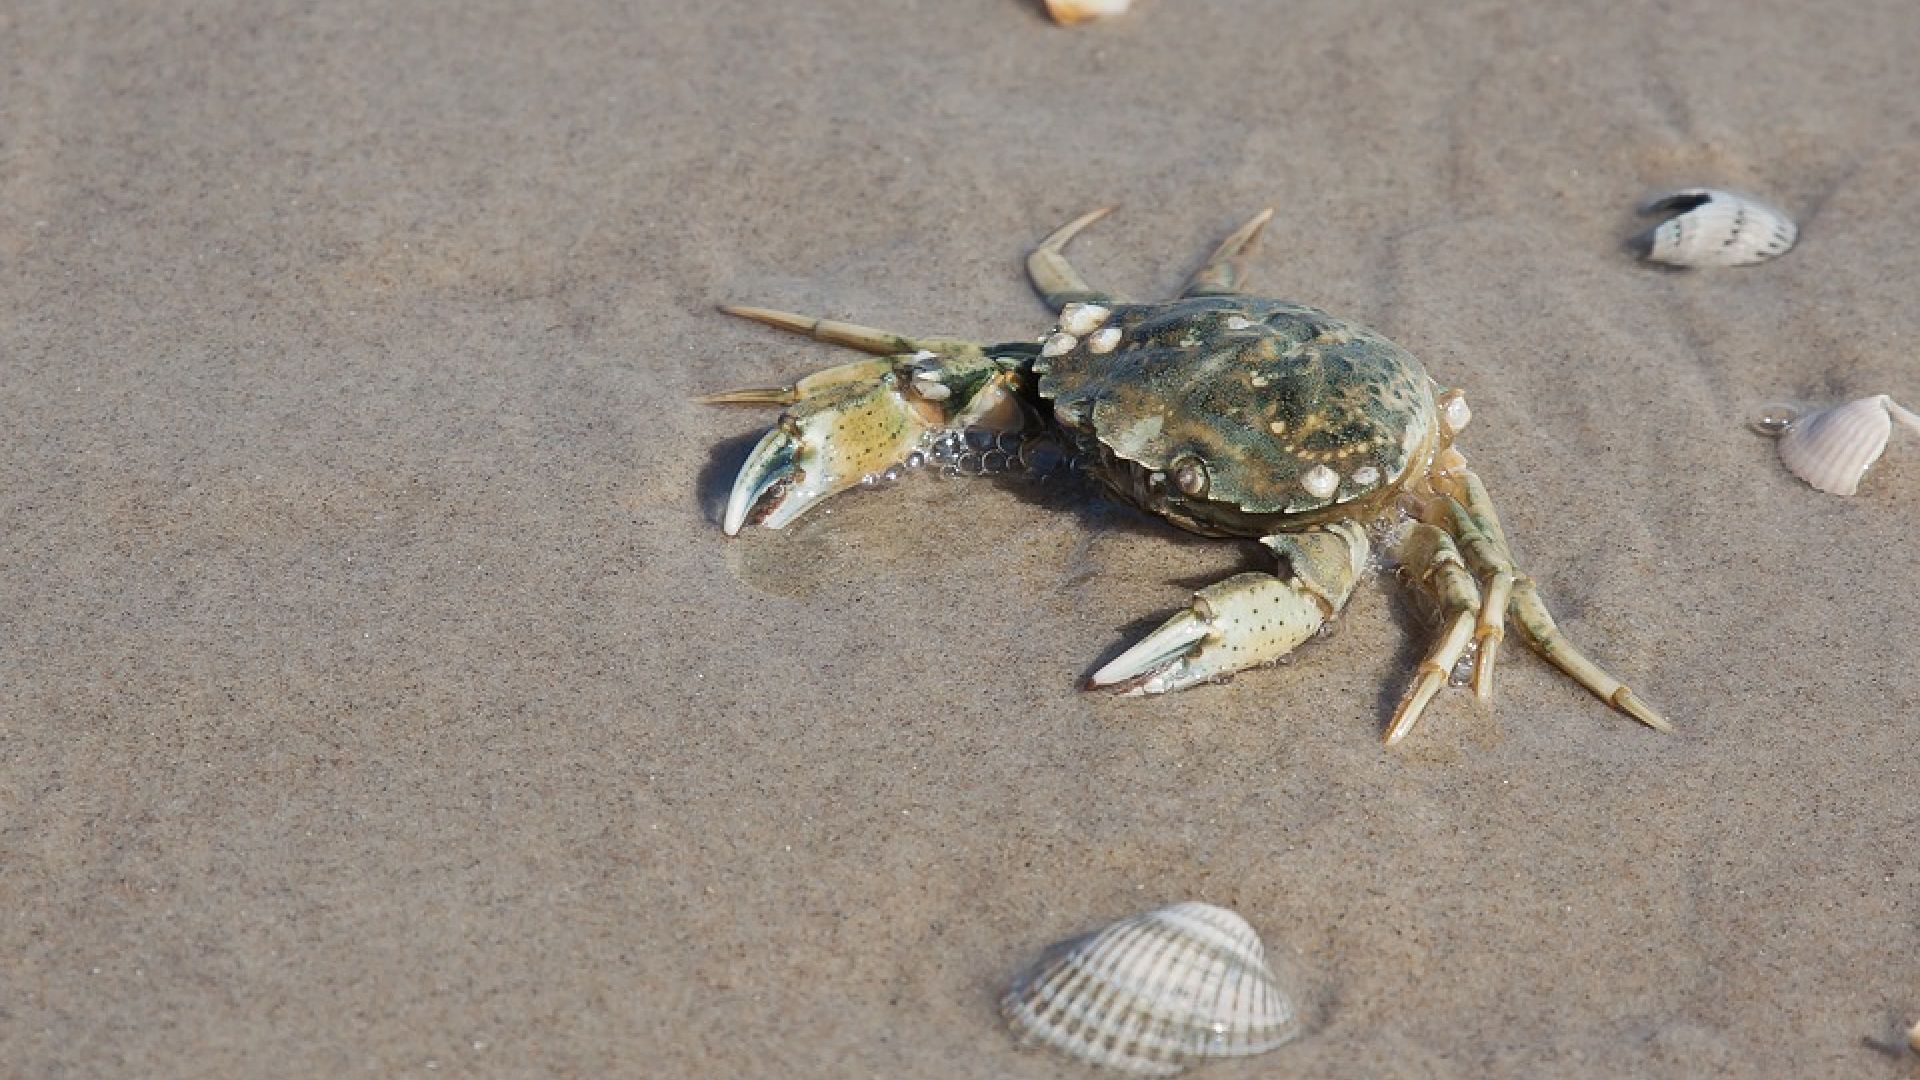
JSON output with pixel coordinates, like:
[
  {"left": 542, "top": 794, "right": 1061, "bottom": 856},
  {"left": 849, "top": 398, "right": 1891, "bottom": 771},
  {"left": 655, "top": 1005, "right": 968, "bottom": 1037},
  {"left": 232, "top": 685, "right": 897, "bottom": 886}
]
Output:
[
  {"left": 1002, "top": 902, "right": 1301, "bottom": 1076},
  {"left": 1638, "top": 189, "right": 1796, "bottom": 268},
  {"left": 1045, "top": 0, "right": 1132, "bottom": 25},
  {"left": 1775, "top": 395, "right": 1920, "bottom": 496}
]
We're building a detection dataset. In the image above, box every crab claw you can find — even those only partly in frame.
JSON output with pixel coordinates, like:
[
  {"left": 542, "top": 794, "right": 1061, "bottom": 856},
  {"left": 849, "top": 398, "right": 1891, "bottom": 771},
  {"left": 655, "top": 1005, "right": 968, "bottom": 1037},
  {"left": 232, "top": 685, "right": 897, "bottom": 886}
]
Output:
[
  {"left": 1088, "top": 572, "right": 1334, "bottom": 694},
  {"left": 721, "top": 374, "right": 940, "bottom": 535}
]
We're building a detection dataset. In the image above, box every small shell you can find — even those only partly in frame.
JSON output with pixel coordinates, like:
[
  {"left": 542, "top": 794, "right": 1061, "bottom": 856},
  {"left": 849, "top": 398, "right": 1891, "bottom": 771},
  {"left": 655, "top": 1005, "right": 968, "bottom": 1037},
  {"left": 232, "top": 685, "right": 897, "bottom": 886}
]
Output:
[
  {"left": 1002, "top": 901, "right": 1301, "bottom": 1076},
  {"left": 1045, "top": 0, "right": 1132, "bottom": 25},
  {"left": 1634, "top": 189, "right": 1796, "bottom": 268},
  {"left": 1768, "top": 395, "right": 1920, "bottom": 496}
]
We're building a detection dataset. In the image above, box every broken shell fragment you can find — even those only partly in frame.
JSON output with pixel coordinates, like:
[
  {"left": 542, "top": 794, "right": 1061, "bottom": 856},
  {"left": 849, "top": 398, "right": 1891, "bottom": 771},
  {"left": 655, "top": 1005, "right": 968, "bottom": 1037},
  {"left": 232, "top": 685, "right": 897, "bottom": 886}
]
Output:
[
  {"left": 1002, "top": 901, "right": 1302, "bottom": 1076},
  {"left": 1635, "top": 189, "right": 1797, "bottom": 268},
  {"left": 1765, "top": 395, "right": 1920, "bottom": 496},
  {"left": 1045, "top": 0, "right": 1133, "bottom": 25}
]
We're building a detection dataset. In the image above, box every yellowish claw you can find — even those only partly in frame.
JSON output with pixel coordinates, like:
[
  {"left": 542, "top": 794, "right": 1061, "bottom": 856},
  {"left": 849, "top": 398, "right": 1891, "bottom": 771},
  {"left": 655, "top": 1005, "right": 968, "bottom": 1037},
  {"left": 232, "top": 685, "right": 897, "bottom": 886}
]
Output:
[{"left": 721, "top": 375, "right": 939, "bottom": 535}]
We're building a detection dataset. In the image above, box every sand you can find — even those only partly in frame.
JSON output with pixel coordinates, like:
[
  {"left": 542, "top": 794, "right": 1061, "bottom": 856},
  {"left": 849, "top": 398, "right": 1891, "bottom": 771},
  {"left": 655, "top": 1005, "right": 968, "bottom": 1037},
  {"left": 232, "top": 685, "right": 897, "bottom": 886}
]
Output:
[{"left": 5, "top": 1, "right": 1919, "bottom": 1076}]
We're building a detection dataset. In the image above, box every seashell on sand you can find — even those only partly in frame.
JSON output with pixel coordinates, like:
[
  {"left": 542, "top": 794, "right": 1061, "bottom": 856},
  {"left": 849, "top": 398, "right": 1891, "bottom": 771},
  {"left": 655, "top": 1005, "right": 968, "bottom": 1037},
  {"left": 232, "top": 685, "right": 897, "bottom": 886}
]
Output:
[
  {"left": 1634, "top": 188, "right": 1796, "bottom": 268},
  {"left": 1763, "top": 395, "right": 1920, "bottom": 496},
  {"left": 1002, "top": 901, "right": 1302, "bottom": 1076},
  {"left": 1045, "top": 0, "right": 1132, "bottom": 25}
]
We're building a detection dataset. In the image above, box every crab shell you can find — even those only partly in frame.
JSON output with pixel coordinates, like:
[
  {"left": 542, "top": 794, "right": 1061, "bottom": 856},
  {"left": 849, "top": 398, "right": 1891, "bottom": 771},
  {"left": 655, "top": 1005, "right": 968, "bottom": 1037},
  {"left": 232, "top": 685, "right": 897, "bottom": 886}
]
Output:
[{"left": 1034, "top": 296, "right": 1440, "bottom": 537}]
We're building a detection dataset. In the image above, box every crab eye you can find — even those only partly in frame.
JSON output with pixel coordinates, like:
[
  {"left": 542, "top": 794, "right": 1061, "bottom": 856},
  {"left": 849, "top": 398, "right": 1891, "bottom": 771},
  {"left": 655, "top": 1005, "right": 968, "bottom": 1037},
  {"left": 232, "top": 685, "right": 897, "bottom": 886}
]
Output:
[{"left": 1172, "top": 457, "right": 1209, "bottom": 497}]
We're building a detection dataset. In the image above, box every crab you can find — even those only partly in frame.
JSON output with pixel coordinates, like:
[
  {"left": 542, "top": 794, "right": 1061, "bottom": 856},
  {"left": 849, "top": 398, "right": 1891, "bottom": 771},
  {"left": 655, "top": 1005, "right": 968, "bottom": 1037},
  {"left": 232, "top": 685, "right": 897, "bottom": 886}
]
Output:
[{"left": 705, "top": 209, "right": 1669, "bottom": 743}]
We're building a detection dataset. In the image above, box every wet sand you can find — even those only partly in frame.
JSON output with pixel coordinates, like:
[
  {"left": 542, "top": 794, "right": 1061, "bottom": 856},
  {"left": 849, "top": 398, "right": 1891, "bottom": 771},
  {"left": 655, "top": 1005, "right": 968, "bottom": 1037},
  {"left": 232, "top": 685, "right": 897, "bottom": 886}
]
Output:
[{"left": 6, "top": 1, "right": 1919, "bottom": 1075}]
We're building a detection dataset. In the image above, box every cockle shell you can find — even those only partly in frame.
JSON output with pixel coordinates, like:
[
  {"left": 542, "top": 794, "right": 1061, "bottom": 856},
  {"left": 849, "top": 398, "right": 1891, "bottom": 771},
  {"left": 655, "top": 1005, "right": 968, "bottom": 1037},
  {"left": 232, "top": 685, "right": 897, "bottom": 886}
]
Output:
[
  {"left": 1762, "top": 395, "right": 1920, "bottom": 496},
  {"left": 1635, "top": 189, "right": 1797, "bottom": 268},
  {"left": 1045, "top": 0, "right": 1132, "bottom": 25},
  {"left": 1002, "top": 901, "right": 1302, "bottom": 1076}
]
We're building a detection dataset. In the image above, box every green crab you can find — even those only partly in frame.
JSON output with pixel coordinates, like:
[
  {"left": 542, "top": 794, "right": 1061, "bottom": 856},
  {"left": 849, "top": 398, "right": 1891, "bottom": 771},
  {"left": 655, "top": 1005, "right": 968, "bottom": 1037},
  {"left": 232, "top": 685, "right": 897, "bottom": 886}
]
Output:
[{"left": 707, "top": 210, "right": 1668, "bottom": 743}]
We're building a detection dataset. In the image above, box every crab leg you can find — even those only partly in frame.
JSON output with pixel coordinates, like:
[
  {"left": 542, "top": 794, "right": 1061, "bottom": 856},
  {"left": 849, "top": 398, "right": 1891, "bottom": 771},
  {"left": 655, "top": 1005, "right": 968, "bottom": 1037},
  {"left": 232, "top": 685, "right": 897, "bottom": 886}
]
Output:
[
  {"left": 1509, "top": 578, "right": 1672, "bottom": 733},
  {"left": 1433, "top": 455, "right": 1670, "bottom": 733},
  {"left": 1088, "top": 523, "right": 1368, "bottom": 694},
  {"left": 1180, "top": 208, "right": 1276, "bottom": 298},
  {"left": 717, "top": 303, "right": 955, "bottom": 356},
  {"left": 1430, "top": 490, "right": 1513, "bottom": 704},
  {"left": 699, "top": 355, "right": 896, "bottom": 406},
  {"left": 1028, "top": 208, "right": 1117, "bottom": 309},
  {"left": 1385, "top": 522, "right": 1484, "bottom": 745}
]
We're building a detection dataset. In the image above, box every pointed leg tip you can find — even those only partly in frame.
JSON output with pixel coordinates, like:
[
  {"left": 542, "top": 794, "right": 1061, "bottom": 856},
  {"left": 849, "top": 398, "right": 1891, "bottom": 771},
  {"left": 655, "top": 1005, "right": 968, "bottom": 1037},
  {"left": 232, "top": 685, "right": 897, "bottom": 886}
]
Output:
[
  {"left": 1615, "top": 690, "right": 1673, "bottom": 733},
  {"left": 1466, "top": 664, "right": 1497, "bottom": 707},
  {"left": 717, "top": 302, "right": 777, "bottom": 322},
  {"left": 1382, "top": 706, "right": 1421, "bottom": 746},
  {"left": 1386, "top": 671, "right": 1448, "bottom": 746},
  {"left": 1466, "top": 638, "right": 1497, "bottom": 699},
  {"left": 717, "top": 303, "right": 815, "bottom": 334},
  {"left": 1049, "top": 206, "right": 1116, "bottom": 240},
  {"left": 699, "top": 387, "right": 795, "bottom": 405}
]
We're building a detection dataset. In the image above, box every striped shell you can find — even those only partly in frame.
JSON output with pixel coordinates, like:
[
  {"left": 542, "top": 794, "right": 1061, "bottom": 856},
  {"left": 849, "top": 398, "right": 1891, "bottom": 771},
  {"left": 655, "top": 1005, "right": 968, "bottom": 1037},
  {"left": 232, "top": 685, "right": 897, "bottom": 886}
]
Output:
[
  {"left": 1771, "top": 395, "right": 1920, "bottom": 496},
  {"left": 1001, "top": 901, "right": 1301, "bottom": 1076},
  {"left": 1636, "top": 189, "right": 1797, "bottom": 268}
]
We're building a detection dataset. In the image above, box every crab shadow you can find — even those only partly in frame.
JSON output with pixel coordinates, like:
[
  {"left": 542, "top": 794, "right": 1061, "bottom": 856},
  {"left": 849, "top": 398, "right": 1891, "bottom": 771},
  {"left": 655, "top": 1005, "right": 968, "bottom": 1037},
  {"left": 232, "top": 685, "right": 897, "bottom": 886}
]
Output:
[
  {"left": 697, "top": 430, "right": 764, "bottom": 527},
  {"left": 1369, "top": 578, "right": 1442, "bottom": 735},
  {"left": 704, "top": 432, "right": 1442, "bottom": 738}
]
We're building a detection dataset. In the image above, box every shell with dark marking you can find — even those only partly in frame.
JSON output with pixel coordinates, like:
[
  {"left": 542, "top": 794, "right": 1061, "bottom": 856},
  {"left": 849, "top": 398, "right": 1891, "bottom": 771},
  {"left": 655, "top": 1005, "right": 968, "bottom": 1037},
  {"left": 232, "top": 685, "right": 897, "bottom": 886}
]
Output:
[{"left": 1635, "top": 188, "right": 1797, "bottom": 268}]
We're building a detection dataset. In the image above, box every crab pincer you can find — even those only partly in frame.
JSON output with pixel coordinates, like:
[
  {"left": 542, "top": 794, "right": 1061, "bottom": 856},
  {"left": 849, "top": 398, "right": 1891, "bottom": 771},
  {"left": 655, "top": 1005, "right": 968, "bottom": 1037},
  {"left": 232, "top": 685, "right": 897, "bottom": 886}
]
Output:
[
  {"left": 1089, "top": 523, "right": 1366, "bottom": 695},
  {"left": 706, "top": 305, "right": 1039, "bottom": 534}
]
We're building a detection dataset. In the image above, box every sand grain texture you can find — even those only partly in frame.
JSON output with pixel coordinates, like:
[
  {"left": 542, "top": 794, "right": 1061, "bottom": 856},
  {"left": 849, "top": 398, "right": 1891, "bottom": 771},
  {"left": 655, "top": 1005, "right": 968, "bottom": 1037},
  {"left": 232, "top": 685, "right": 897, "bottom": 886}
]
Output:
[{"left": 5, "top": 1, "right": 1919, "bottom": 1076}]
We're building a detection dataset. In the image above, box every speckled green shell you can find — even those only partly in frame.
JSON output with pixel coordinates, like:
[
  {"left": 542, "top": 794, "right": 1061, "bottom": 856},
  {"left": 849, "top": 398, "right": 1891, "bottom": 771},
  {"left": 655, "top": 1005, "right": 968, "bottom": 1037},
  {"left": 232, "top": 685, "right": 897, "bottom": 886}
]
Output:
[{"left": 1034, "top": 296, "right": 1438, "bottom": 536}]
